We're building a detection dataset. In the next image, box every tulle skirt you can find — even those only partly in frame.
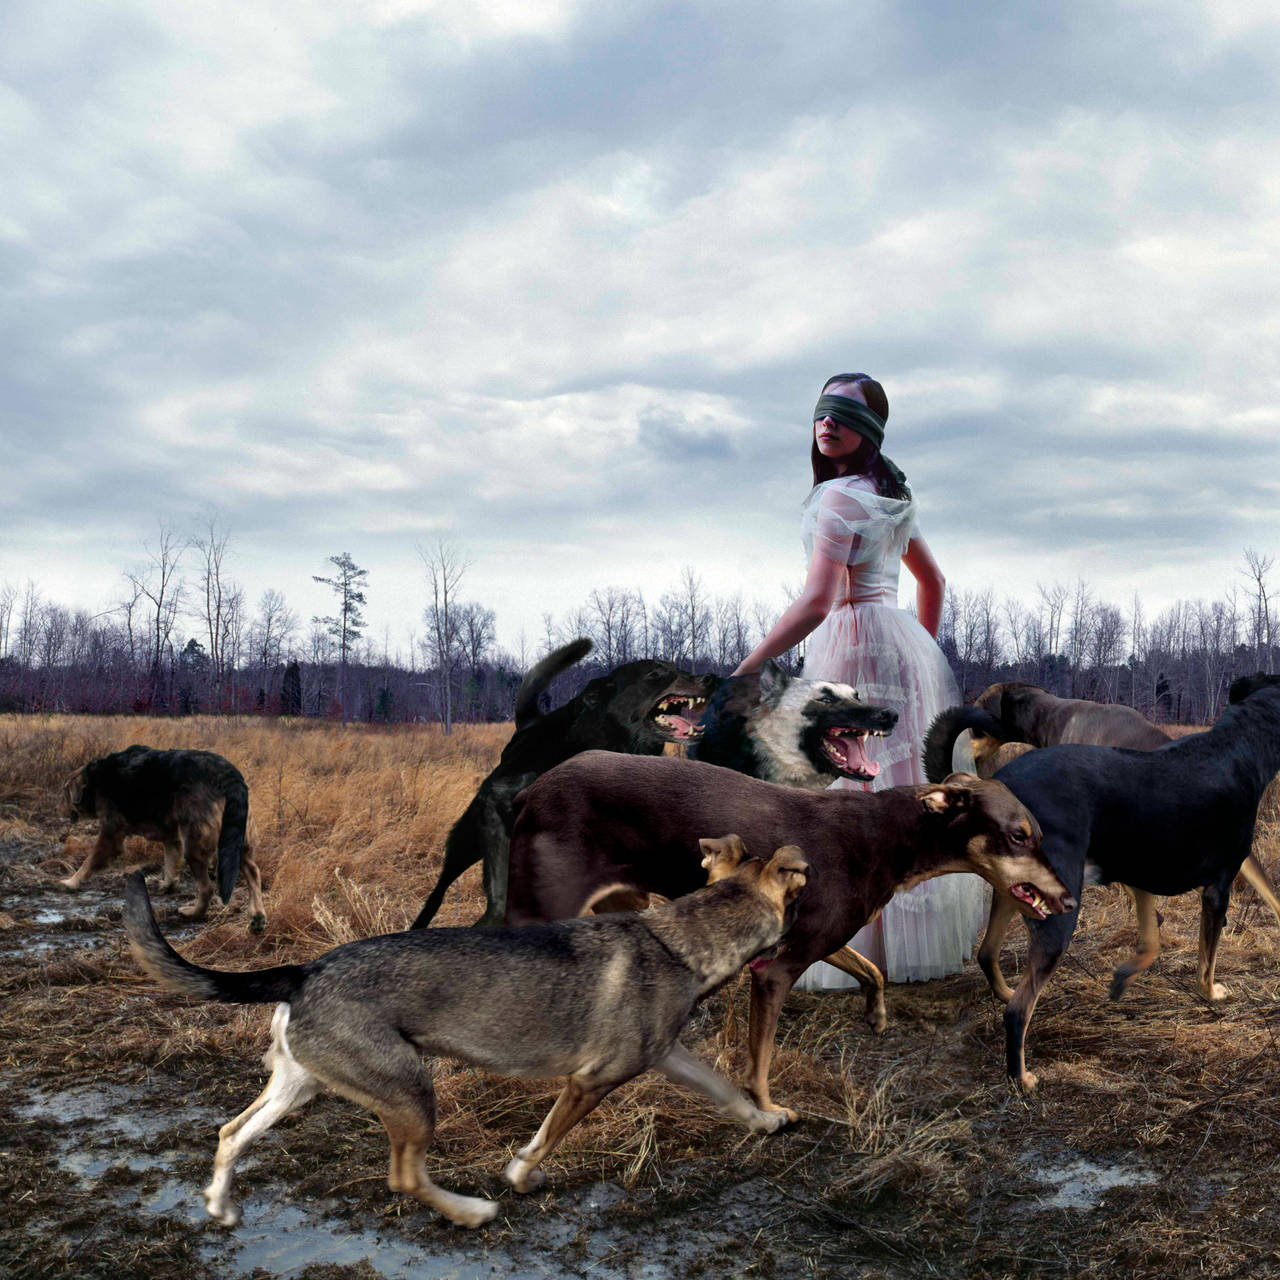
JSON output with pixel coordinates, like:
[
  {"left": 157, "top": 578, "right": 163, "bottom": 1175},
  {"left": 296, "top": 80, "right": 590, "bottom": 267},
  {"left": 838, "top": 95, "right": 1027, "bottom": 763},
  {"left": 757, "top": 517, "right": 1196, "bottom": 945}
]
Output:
[{"left": 793, "top": 601, "right": 989, "bottom": 989}]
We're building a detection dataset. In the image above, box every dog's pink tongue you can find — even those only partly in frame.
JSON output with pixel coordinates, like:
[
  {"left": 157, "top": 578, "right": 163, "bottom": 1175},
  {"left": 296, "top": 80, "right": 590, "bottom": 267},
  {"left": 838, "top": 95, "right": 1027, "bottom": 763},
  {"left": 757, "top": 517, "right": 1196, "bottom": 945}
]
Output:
[
  {"left": 748, "top": 956, "right": 772, "bottom": 974},
  {"left": 833, "top": 733, "right": 880, "bottom": 779}
]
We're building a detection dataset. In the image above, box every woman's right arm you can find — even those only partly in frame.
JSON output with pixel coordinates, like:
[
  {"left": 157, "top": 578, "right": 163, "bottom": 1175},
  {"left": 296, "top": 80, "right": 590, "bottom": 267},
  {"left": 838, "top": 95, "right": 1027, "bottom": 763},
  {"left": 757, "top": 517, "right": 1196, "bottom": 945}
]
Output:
[{"left": 730, "top": 548, "right": 843, "bottom": 676}]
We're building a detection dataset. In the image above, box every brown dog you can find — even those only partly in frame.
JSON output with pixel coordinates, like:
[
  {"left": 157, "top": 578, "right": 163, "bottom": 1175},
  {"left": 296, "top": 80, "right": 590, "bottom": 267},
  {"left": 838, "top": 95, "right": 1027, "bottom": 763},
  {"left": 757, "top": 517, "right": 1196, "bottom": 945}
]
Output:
[
  {"left": 924, "top": 681, "right": 1280, "bottom": 1000},
  {"left": 505, "top": 752, "right": 1076, "bottom": 1119},
  {"left": 62, "top": 745, "right": 267, "bottom": 931}
]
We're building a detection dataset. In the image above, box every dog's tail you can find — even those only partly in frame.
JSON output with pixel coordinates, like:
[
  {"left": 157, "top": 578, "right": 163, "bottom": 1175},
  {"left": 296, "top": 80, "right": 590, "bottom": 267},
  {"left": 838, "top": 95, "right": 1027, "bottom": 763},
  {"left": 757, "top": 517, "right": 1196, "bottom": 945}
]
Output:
[
  {"left": 922, "top": 706, "right": 1008, "bottom": 783},
  {"left": 215, "top": 772, "right": 250, "bottom": 906},
  {"left": 514, "top": 638, "right": 592, "bottom": 730},
  {"left": 123, "top": 872, "right": 304, "bottom": 1004}
]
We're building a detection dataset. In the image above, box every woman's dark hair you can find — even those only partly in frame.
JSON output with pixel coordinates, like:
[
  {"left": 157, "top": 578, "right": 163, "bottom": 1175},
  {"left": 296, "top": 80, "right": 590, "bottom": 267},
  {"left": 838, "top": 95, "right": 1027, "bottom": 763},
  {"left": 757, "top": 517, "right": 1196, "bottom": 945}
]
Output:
[{"left": 810, "top": 373, "right": 908, "bottom": 498}]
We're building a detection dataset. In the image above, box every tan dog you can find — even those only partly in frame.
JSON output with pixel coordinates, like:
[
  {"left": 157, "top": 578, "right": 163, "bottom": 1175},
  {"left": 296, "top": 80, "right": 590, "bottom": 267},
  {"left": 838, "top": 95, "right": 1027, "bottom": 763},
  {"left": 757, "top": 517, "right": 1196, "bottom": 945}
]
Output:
[{"left": 123, "top": 839, "right": 808, "bottom": 1229}]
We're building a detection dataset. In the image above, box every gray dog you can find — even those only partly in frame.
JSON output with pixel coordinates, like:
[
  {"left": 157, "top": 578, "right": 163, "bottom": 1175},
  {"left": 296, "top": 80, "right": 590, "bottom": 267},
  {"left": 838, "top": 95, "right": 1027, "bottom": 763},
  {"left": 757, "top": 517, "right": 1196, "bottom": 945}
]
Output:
[{"left": 122, "top": 839, "right": 808, "bottom": 1230}]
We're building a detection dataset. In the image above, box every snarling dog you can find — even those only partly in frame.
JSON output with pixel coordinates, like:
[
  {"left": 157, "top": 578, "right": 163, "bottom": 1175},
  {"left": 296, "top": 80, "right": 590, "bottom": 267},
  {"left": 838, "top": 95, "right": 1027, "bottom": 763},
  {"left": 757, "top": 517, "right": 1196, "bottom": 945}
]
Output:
[
  {"left": 948, "top": 673, "right": 1280, "bottom": 1092},
  {"left": 923, "top": 682, "right": 1280, "bottom": 1003},
  {"left": 411, "top": 640, "right": 717, "bottom": 929},
  {"left": 690, "top": 659, "right": 898, "bottom": 786},
  {"left": 504, "top": 752, "right": 1075, "bottom": 1119},
  {"left": 122, "top": 840, "right": 808, "bottom": 1229},
  {"left": 61, "top": 744, "right": 266, "bottom": 931}
]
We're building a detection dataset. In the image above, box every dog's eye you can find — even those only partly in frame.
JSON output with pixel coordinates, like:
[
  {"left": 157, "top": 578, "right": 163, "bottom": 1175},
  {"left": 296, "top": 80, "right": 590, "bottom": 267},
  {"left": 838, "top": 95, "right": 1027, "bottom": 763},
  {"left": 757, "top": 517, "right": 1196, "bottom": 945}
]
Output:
[{"left": 1009, "top": 829, "right": 1028, "bottom": 845}]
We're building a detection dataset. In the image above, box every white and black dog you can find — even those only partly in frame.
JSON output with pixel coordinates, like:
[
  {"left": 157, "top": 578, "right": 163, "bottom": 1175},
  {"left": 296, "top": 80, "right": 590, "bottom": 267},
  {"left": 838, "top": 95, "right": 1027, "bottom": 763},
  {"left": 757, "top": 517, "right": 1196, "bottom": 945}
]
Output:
[{"left": 690, "top": 660, "right": 897, "bottom": 788}]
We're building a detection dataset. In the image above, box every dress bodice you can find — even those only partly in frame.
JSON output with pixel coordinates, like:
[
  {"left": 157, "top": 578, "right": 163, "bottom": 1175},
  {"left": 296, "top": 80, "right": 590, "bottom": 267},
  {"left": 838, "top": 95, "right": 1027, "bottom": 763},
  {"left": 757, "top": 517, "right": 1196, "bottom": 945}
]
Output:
[{"left": 800, "top": 475, "right": 918, "bottom": 607}]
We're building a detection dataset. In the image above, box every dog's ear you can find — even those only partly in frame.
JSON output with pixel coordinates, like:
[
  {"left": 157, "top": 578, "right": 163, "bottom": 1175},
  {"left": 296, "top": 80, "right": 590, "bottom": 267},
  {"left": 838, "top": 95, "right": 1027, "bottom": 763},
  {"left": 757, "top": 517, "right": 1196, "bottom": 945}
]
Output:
[
  {"left": 919, "top": 778, "right": 977, "bottom": 813},
  {"left": 764, "top": 845, "right": 809, "bottom": 899},
  {"left": 1228, "top": 673, "right": 1271, "bottom": 704},
  {"left": 756, "top": 659, "right": 788, "bottom": 706},
  {"left": 63, "top": 767, "right": 88, "bottom": 816},
  {"left": 700, "top": 834, "right": 748, "bottom": 880}
]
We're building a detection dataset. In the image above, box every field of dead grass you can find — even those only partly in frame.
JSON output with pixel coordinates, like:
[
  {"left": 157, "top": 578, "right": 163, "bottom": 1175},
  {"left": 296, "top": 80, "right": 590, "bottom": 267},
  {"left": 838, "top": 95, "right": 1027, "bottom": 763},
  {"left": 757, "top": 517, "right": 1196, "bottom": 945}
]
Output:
[
  {"left": 2, "top": 714, "right": 1280, "bottom": 1278},
  {"left": 0, "top": 712, "right": 510, "bottom": 952}
]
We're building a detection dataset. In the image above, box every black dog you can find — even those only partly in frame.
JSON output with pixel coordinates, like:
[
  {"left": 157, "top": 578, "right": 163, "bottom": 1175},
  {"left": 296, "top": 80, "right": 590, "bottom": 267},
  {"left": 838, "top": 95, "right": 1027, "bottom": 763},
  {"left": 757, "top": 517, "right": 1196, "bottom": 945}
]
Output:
[
  {"left": 411, "top": 640, "right": 718, "bottom": 929},
  {"left": 690, "top": 661, "right": 897, "bottom": 787},
  {"left": 923, "top": 682, "right": 1280, "bottom": 1001},
  {"left": 62, "top": 744, "right": 265, "bottom": 929},
  {"left": 961, "top": 673, "right": 1280, "bottom": 1091}
]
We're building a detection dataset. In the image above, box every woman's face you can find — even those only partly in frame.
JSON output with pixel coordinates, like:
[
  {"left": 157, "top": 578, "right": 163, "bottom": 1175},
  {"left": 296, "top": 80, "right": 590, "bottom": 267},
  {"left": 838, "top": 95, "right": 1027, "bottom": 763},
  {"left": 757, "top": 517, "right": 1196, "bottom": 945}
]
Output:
[{"left": 813, "top": 380, "right": 868, "bottom": 471}]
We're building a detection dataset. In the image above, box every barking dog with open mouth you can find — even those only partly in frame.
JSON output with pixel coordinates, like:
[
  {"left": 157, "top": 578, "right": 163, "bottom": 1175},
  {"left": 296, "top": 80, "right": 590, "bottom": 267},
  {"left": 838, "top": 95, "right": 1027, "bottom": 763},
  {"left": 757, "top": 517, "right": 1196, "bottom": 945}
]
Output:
[
  {"left": 60, "top": 744, "right": 266, "bottom": 931},
  {"left": 411, "top": 640, "right": 718, "bottom": 929},
  {"left": 689, "top": 659, "right": 898, "bottom": 788},
  {"left": 923, "top": 681, "right": 1280, "bottom": 1005},
  {"left": 123, "top": 840, "right": 808, "bottom": 1230},
  {"left": 504, "top": 752, "right": 1075, "bottom": 1119},
  {"left": 944, "top": 673, "right": 1280, "bottom": 1092}
]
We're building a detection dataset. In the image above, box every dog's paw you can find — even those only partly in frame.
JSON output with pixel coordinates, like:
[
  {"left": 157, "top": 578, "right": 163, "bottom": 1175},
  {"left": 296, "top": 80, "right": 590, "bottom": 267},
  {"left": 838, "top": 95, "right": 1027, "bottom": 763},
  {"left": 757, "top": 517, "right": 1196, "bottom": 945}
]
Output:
[
  {"left": 445, "top": 1195, "right": 501, "bottom": 1228},
  {"left": 1015, "top": 1069, "right": 1039, "bottom": 1095},
  {"left": 155, "top": 880, "right": 179, "bottom": 896},
  {"left": 53, "top": 876, "right": 82, "bottom": 893},
  {"left": 865, "top": 1006, "right": 888, "bottom": 1035},
  {"left": 178, "top": 902, "right": 210, "bottom": 920},
  {"left": 249, "top": 913, "right": 267, "bottom": 934},
  {"left": 751, "top": 1105, "right": 798, "bottom": 1133},
  {"left": 502, "top": 1158, "right": 547, "bottom": 1193},
  {"left": 203, "top": 1188, "right": 242, "bottom": 1228},
  {"left": 1203, "top": 982, "right": 1229, "bottom": 1001}
]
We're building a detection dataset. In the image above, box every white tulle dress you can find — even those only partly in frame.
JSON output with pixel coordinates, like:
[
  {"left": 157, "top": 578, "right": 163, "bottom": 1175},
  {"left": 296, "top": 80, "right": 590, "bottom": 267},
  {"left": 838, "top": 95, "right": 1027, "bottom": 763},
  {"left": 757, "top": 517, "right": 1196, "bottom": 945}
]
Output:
[{"left": 791, "top": 474, "right": 988, "bottom": 989}]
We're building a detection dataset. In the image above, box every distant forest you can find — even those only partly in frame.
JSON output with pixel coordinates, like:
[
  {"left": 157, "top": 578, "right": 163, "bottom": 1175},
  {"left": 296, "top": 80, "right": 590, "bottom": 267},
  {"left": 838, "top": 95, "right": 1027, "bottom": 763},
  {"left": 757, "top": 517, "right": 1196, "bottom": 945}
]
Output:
[{"left": 1, "top": 532, "right": 1275, "bottom": 728}]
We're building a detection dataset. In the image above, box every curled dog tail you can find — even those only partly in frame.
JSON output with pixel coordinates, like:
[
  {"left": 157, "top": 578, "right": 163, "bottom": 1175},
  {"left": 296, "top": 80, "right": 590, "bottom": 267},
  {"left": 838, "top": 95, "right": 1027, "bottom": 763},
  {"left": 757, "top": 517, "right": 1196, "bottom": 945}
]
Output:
[
  {"left": 514, "top": 637, "right": 592, "bottom": 730},
  {"left": 216, "top": 773, "right": 250, "bottom": 906},
  {"left": 123, "top": 872, "right": 304, "bottom": 1004},
  {"left": 922, "top": 706, "right": 1008, "bottom": 783}
]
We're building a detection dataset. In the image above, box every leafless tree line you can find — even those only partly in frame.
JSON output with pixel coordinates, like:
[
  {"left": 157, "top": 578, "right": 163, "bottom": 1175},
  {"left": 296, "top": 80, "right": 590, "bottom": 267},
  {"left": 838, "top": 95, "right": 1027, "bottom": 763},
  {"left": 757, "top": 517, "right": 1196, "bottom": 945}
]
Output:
[{"left": 0, "top": 534, "right": 1273, "bottom": 727}]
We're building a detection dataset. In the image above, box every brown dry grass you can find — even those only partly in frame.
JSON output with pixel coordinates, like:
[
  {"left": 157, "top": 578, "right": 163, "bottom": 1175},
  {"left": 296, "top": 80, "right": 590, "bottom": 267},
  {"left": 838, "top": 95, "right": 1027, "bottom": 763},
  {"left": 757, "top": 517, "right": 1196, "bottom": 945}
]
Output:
[
  {"left": 0, "top": 712, "right": 510, "bottom": 957},
  {"left": 3, "top": 714, "right": 1280, "bottom": 1276}
]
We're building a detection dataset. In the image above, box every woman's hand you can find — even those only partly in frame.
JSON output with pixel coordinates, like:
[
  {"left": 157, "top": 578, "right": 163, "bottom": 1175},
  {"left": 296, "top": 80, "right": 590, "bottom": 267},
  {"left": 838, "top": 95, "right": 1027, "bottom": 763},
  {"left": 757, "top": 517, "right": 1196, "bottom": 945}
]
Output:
[{"left": 732, "top": 550, "right": 844, "bottom": 674}]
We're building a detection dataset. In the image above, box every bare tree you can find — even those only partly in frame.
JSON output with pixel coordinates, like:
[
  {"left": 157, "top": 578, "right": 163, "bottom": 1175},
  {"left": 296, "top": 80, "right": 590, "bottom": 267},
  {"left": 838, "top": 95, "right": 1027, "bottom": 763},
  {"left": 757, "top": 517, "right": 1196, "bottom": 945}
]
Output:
[
  {"left": 419, "top": 539, "right": 468, "bottom": 734},
  {"left": 127, "top": 526, "right": 188, "bottom": 710},
  {"left": 193, "top": 517, "right": 242, "bottom": 712},
  {"left": 1242, "top": 547, "right": 1275, "bottom": 673},
  {"left": 0, "top": 582, "right": 16, "bottom": 660}
]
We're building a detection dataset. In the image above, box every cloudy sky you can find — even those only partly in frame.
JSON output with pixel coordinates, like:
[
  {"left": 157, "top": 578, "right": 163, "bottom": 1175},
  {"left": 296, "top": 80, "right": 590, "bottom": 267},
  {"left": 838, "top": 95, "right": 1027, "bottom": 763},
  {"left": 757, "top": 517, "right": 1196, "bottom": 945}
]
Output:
[{"left": 3, "top": 0, "right": 1278, "bottom": 660}]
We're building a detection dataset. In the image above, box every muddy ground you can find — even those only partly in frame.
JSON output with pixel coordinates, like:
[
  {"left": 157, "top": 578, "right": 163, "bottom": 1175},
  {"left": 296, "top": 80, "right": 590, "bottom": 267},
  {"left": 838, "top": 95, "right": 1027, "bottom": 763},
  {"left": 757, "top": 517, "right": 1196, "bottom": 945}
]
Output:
[{"left": 3, "top": 832, "right": 1279, "bottom": 1280}]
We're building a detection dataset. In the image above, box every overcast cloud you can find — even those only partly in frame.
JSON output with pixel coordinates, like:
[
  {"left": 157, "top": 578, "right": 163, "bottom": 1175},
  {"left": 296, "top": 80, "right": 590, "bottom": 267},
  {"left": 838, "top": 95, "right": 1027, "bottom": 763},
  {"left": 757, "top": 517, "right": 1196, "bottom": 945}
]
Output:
[{"left": 3, "top": 0, "right": 1278, "bottom": 658}]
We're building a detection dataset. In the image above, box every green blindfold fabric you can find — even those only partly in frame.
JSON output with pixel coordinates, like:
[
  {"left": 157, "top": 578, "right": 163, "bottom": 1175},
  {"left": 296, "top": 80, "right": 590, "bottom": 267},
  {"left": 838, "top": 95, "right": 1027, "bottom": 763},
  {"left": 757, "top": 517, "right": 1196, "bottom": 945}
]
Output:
[
  {"left": 812, "top": 394, "right": 910, "bottom": 496},
  {"left": 812, "top": 395, "right": 886, "bottom": 449}
]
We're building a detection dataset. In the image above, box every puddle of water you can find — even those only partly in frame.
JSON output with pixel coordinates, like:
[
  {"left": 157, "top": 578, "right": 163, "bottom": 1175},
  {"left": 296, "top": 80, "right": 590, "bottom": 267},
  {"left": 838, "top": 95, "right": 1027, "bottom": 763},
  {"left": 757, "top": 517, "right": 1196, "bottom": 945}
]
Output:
[
  {"left": 210, "top": 1199, "right": 523, "bottom": 1280},
  {"left": 1021, "top": 1154, "right": 1153, "bottom": 1211}
]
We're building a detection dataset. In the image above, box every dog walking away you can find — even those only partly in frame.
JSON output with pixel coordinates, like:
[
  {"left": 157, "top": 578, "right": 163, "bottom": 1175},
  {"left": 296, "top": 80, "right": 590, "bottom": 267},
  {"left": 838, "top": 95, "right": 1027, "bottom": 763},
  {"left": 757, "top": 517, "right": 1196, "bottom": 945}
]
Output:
[
  {"left": 505, "top": 752, "right": 1076, "bottom": 1119},
  {"left": 123, "top": 841, "right": 809, "bottom": 1230},
  {"left": 62, "top": 744, "right": 266, "bottom": 931},
  {"left": 690, "top": 659, "right": 897, "bottom": 787},
  {"left": 410, "top": 639, "right": 718, "bottom": 929},
  {"left": 957, "top": 673, "right": 1280, "bottom": 1092},
  {"left": 923, "top": 681, "right": 1280, "bottom": 1003}
]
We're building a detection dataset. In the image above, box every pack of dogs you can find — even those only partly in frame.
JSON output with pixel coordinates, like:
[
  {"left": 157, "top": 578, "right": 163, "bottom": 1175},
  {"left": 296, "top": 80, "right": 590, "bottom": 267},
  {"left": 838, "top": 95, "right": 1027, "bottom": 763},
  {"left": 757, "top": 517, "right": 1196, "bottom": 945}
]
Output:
[{"left": 52, "top": 642, "right": 1280, "bottom": 1230}]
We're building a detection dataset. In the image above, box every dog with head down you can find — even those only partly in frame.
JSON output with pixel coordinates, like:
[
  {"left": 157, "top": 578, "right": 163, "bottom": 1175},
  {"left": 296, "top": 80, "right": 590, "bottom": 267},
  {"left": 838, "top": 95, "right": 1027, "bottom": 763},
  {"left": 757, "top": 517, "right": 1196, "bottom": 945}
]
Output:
[{"left": 504, "top": 751, "right": 1075, "bottom": 1120}]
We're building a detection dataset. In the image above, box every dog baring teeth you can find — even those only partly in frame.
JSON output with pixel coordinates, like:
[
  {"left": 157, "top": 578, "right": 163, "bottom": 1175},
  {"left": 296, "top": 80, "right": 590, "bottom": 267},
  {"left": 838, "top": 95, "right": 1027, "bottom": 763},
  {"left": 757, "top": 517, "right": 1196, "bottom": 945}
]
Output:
[
  {"left": 652, "top": 698, "right": 708, "bottom": 741},
  {"left": 1010, "top": 883, "right": 1049, "bottom": 920},
  {"left": 821, "top": 727, "right": 880, "bottom": 780}
]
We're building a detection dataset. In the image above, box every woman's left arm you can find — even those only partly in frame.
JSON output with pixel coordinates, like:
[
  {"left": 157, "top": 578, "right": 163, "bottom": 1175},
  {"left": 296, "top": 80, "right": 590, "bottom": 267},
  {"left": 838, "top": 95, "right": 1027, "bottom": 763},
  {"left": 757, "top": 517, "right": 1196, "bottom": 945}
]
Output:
[{"left": 903, "top": 534, "right": 945, "bottom": 639}]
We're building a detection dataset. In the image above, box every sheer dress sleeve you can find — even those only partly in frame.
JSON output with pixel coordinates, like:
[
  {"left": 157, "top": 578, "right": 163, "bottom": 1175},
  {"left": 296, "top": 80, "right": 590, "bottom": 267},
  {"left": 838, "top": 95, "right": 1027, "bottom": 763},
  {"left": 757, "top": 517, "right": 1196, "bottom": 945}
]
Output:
[{"left": 811, "top": 482, "right": 886, "bottom": 569}]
